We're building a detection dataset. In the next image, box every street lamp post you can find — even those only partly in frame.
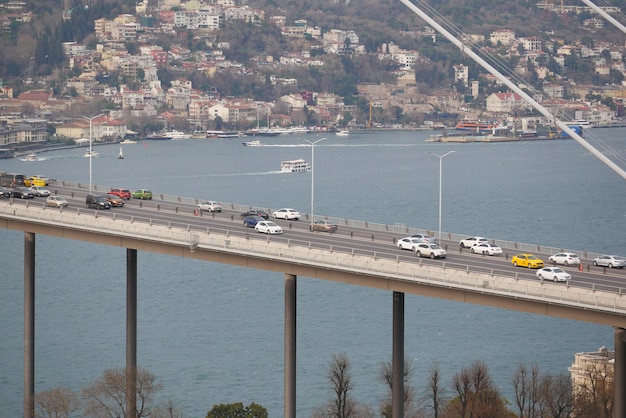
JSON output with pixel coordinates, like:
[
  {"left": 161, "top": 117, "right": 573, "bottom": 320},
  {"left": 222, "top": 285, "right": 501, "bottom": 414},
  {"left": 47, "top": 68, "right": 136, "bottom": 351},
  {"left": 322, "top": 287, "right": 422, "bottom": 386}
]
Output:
[
  {"left": 427, "top": 150, "right": 455, "bottom": 243},
  {"left": 80, "top": 113, "right": 104, "bottom": 194},
  {"left": 304, "top": 137, "right": 326, "bottom": 230}
]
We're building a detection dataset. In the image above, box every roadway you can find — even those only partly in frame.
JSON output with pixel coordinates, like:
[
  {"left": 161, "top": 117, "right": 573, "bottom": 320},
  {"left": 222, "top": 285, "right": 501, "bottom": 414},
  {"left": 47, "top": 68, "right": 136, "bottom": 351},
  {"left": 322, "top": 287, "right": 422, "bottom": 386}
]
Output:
[{"left": 7, "top": 182, "right": 626, "bottom": 295}]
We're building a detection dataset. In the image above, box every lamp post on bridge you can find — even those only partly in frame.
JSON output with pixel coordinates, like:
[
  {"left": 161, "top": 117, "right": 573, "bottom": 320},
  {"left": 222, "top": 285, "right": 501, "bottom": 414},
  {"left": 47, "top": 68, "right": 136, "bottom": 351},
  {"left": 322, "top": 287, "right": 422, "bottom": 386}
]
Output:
[
  {"left": 427, "top": 150, "right": 455, "bottom": 243},
  {"left": 80, "top": 113, "right": 104, "bottom": 194},
  {"left": 304, "top": 137, "right": 326, "bottom": 230}
]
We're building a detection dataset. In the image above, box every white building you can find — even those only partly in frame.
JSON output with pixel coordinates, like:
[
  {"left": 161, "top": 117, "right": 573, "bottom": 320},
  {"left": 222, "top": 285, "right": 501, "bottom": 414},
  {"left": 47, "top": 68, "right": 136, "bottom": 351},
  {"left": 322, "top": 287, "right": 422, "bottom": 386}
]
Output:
[{"left": 569, "top": 346, "right": 614, "bottom": 395}]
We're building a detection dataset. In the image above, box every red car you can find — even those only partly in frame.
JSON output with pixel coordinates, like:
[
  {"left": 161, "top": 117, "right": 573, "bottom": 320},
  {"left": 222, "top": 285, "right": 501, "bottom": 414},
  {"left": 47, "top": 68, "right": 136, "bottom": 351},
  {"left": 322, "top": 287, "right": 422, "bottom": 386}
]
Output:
[{"left": 110, "top": 188, "right": 132, "bottom": 200}]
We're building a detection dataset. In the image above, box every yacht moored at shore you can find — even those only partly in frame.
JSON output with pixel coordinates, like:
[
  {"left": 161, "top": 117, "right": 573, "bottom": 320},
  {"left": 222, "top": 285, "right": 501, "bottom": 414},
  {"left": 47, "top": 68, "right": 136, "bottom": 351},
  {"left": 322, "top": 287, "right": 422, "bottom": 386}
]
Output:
[
  {"left": 280, "top": 159, "right": 311, "bottom": 173},
  {"left": 120, "top": 139, "right": 137, "bottom": 144},
  {"left": 165, "top": 129, "right": 192, "bottom": 140}
]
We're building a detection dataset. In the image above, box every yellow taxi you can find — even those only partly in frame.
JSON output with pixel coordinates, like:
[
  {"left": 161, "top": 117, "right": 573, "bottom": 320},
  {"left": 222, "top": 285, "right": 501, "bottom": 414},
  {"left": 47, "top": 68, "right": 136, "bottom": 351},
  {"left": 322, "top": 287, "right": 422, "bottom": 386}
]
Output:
[
  {"left": 511, "top": 253, "right": 545, "bottom": 269},
  {"left": 24, "top": 176, "right": 46, "bottom": 187}
]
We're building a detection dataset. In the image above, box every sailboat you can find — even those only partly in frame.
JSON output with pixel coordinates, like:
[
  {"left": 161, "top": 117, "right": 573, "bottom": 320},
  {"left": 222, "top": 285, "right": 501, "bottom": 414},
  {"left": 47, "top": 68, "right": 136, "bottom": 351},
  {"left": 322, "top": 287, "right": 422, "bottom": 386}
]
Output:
[{"left": 118, "top": 147, "right": 124, "bottom": 159}]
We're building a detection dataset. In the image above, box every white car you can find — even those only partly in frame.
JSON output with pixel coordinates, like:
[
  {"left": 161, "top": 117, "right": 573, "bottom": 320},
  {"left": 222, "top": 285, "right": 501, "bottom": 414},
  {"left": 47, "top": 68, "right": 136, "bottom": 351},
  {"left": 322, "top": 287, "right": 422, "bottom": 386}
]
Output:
[
  {"left": 255, "top": 220, "right": 283, "bottom": 234},
  {"left": 415, "top": 243, "right": 447, "bottom": 259},
  {"left": 273, "top": 208, "right": 300, "bottom": 220},
  {"left": 29, "top": 186, "right": 50, "bottom": 197},
  {"left": 470, "top": 242, "right": 503, "bottom": 256},
  {"left": 592, "top": 255, "right": 626, "bottom": 269},
  {"left": 397, "top": 236, "right": 424, "bottom": 251},
  {"left": 536, "top": 267, "right": 571, "bottom": 282},
  {"left": 46, "top": 195, "right": 68, "bottom": 207},
  {"left": 549, "top": 252, "right": 581, "bottom": 266},
  {"left": 411, "top": 233, "right": 437, "bottom": 243},
  {"left": 197, "top": 200, "right": 222, "bottom": 212},
  {"left": 460, "top": 236, "right": 488, "bottom": 248}
]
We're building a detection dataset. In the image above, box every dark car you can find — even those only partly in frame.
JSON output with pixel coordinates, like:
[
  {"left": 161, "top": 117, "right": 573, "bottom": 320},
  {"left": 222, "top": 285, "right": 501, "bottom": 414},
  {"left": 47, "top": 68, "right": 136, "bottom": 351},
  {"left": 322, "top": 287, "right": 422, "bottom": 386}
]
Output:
[
  {"left": 0, "top": 186, "right": 10, "bottom": 198},
  {"left": 86, "top": 194, "right": 111, "bottom": 209},
  {"left": 11, "top": 187, "right": 34, "bottom": 199},
  {"left": 240, "top": 209, "right": 269, "bottom": 220},
  {"left": 243, "top": 215, "right": 265, "bottom": 228}
]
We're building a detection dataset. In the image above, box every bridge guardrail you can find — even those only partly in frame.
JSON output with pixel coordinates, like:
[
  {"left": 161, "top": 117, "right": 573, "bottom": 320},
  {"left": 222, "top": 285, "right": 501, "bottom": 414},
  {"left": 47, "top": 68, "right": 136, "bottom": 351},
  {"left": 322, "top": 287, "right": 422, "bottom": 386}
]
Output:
[
  {"left": 56, "top": 181, "right": 608, "bottom": 262},
  {"left": 1, "top": 201, "right": 625, "bottom": 316}
]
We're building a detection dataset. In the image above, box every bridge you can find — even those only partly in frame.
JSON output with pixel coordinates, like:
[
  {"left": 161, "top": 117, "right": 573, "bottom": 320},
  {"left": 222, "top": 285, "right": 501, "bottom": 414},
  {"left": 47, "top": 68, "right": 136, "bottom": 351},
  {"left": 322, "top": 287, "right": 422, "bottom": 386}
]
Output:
[{"left": 2, "top": 182, "right": 626, "bottom": 418}]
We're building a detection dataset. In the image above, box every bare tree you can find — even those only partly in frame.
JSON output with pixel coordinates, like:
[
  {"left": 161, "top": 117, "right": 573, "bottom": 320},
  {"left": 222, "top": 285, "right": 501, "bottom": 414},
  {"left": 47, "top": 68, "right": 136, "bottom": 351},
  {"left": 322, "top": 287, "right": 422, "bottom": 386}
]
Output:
[
  {"left": 540, "top": 372, "right": 572, "bottom": 418},
  {"left": 512, "top": 363, "right": 541, "bottom": 418},
  {"left": 34, "top": 387, "right": 80, "bottom": 418},
  {"left": 571, "top": 360, "right": 613, "bottom": 418},
  {"left": 449, "top": 360, "right": 510, "bottom": 418},
  {"left": 82, "top": 367, "right": 163, "bottom": 418},
  {"left": 327, "top": 353, "right": 356, "bottom": 418},
  {"left": 420, "top": 363, "right": 445, "bottom": 418},
  {"left": 378, "top": 357, "right": 418, "bottom": 418}
]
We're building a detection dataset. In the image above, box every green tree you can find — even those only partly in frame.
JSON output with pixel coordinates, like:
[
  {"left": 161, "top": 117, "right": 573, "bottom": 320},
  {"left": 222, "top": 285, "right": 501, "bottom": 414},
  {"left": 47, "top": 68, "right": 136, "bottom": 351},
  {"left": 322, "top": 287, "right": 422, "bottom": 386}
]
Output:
[{"left": 206, "top": 402, "right": 268, "bottom": 418}]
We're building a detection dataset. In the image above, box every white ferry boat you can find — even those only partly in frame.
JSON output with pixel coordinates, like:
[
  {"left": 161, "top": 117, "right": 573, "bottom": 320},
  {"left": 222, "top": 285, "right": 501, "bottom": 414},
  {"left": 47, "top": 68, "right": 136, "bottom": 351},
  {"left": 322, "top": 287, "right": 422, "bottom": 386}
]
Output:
[
  {"left": 164, "top": 129, "right": 192, "bottom": 140},
  {"left": 21, "top": 153, "right": 41, "bottom": 162},
  {"left": 83, "top": 150, "right": 100, "bottom": 158},
  {"left": 564, "top": 119, "right": 592, "bottom": 128},
  {"left": 336, "top": 130, "right": 350, "bottom": 137},
  {"left": 280, "top": 159, "right": 311, "bottom": 173},
  {"left": 243, "top": 140, "right": 264, "bottom": 147}
]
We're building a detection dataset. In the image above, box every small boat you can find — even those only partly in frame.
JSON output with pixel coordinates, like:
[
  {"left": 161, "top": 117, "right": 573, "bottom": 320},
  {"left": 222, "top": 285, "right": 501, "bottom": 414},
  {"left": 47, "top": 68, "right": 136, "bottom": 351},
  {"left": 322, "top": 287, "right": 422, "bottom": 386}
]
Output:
[
  {"left": 84, "top": 150, "right": 100, "bottom": 158},
  {"left": 21, "top": 153, "right": 41, "bottom": 162},
  {"left": 243, "top": 140, "right": 264, "bottom": 147},
  {"left": 336, "top": 130, "right": 350, "bottom": 137},
  {"left": 118, "top": 147, "right": 124, "bottom": 159},
  {"left": 280, "top": 159, "right": 311, "bottom": 173},
  {"left": 120, "top": 139, "right": 137, "bottom": 144}
]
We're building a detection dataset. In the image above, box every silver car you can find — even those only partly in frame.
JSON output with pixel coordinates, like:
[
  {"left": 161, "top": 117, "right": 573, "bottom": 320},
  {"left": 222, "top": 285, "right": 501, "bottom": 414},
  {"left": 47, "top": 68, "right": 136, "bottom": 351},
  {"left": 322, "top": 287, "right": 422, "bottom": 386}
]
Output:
[
  {"left": 415, "top": 243, "right": 447, "bottom": 259},
  {"left": 592, "top": 255, "right": 626, "bottom": 269},
  {"left": 197, "top": 200, "right": 222, "bottom": 212},
  {"left": 29, "top": 186, "right": 51, "bottom": 197},
  {"left": 46, "top": 195, "right": 69, "bottom": 207}
]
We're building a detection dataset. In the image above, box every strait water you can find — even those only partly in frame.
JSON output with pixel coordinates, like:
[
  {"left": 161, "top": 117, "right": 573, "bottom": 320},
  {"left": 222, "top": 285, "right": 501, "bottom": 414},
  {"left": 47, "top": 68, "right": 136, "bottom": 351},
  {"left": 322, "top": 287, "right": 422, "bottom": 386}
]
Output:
[{"left": 1, "top": 129, "right": 625, "bottom": 417}]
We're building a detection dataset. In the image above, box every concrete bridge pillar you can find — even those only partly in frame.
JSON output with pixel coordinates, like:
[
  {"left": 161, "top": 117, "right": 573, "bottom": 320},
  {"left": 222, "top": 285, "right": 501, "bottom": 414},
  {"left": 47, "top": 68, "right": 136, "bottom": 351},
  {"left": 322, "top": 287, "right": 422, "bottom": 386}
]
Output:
[
  {"left": 392, "top": 291, "right": 404, "bottom": 418},
  {"left": 24, "top": 232, "right": 35, "bottom": 418},
  {"left": 615, "top": 327, "right": 626, "bottom": 418},
  {"left": 284, "top": 274, "right": 296, "bottom": 418},
  {"left": 126, "top": 249, "right": 137, "bottom": 418}
]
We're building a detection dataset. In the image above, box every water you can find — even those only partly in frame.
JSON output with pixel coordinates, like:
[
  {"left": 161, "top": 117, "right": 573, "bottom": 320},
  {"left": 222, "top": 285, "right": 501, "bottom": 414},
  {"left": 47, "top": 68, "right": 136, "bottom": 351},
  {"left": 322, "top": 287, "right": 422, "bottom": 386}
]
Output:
[{"left": 1, "top": 130, "right": 625, "bottom": 417}]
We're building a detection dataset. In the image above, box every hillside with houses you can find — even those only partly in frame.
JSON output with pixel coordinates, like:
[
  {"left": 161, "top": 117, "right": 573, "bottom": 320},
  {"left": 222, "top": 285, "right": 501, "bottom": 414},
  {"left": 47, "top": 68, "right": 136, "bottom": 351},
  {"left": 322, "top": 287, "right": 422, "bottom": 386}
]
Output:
[{"left": 0, "top": 0, "right": 625, "bottom": 147}]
